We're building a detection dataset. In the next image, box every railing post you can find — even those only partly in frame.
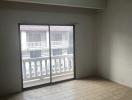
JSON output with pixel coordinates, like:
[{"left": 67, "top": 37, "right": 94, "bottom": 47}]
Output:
[
  {"left": 71, "top": 58, "right": 73, "bottom": 71},
  {"left": 68, "top": 57, "right": 71, "bottom": 71},
  {"left": 22, "top": 61, "right": 27, "bottom": 81},
  {"left": 63, "top": 58, "right": 66, "bottom": 71},
  {"left": 45, "top": 60, "right": 48, "bottom": 76},
  {"left": 54, "top": 59, "right": 56, "bottom": 73},
  {"left": 34, "top": 61, "right": 37, "bottom": 77},
  {"left": 59, "top": 58, "right": 62, "bottom": 72},
  {"left": 40, "top": 60, "right": 43, "bottom": 78},
  {"left": 29, "top": 61, "right": 32, "bottom": 78}
]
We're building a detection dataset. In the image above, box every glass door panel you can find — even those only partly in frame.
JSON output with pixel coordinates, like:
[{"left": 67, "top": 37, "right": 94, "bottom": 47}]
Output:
[
  {"left": 50, "top": 26, "right": 74, "bottom": 82},
  {"left": 20, "top": 25, "right": 50, "bottom": 88}
]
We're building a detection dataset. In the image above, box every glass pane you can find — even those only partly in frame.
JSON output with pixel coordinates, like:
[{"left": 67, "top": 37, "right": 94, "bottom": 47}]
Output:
[
  {"left": 50, "top": 26, "right": 74, "bottom": 82},
  {"left": 20, "top": 25, "right": 50, "bottom": 88}
]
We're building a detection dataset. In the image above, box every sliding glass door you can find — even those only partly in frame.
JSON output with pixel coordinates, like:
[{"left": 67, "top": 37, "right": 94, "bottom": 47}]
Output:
[
  {"left": 20, "top": 25, "right": 74, "bottom": 88},
  {"left": 50, "top": 26, "right": 74, "bottom": 82}
]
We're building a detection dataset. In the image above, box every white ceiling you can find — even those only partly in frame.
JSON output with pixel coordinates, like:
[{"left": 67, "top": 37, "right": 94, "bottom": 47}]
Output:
[{"left": 5, "top": 0, "right": 106, "bottom": 9}]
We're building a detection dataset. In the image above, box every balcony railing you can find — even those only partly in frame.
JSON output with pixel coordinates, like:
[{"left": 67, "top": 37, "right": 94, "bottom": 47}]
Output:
[{"left": 22, "top": 54, "right": 73, "bottom": 82}]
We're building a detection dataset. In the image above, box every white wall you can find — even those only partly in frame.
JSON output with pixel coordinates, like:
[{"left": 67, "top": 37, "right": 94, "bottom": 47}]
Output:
[
  {"left": 6, "top": 0, "right": 106, "bottom": 9},
  {"left": 0, "top": 2, "right": 97, "bottom": 96},
  {"left": 97, "top": 0, "right": 132, "bottom": 88}
]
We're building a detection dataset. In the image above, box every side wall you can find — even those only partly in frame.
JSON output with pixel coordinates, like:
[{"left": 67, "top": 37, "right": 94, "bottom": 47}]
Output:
[
  {"left": 0, "top": 3, "right": 97, "bottom": 96},
  {"left": 97, "top": 0, "right": 132, "bottom": 88}
]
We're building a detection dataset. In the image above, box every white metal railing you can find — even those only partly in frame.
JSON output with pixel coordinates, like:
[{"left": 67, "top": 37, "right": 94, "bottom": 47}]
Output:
[
  {"left": 22, "top": 55, "right": 73, "bottom": 82},
  {"left": 51, "top": 41, "right": 68, "bottom": 48},
  {"left": 22, "top": 41, "right": 69, "bottom": 50},
  {"left": 27, "top": 41, "right": 47, "bottom": 48}
]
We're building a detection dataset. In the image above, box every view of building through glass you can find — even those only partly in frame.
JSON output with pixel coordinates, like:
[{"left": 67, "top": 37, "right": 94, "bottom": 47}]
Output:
[{"left": 20, "top": 25, "right": 74, "bottom": 88}]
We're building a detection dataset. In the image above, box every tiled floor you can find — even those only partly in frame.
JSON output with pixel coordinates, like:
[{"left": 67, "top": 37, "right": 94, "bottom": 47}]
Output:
[{"left": 1, "top": 78, "right": 132, "bottom": 100}]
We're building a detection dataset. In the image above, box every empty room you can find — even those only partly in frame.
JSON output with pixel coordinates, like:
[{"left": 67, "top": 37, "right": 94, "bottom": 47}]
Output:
[{"left": 0, "top": 0, "right": 132, "bottom": 100}]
